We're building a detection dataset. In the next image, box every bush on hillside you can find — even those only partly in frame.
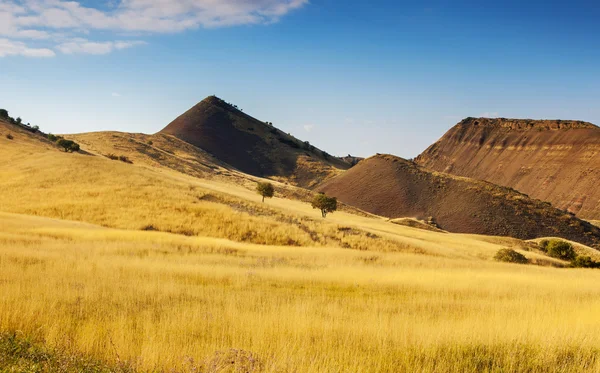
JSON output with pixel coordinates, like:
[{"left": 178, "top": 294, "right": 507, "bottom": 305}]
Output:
[
  {"left": 6, "top": 133, "right": 13, "bottom": 140},
  {"left": 542, "top": 239, "right": 576, "bottom": 261},
  {"left": 56, "top": 139, "right": 80, "bottom": 153},
  {"left": 105, "top": 153, "right": 132, "bottom": 163},
  {"left": 119, "top": 155, "right": 132, "bottom": 164},
  {"left": 494, "top": 248, "right": 528, "bottom": 264},
  {"left": 0, "top": 109, "right": 8, "bottom": 119},
  {"left": 571, "top": 256, "right": 600, "bottom": 268}
]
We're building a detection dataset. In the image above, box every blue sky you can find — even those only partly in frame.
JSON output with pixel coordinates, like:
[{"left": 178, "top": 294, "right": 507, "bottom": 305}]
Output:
[{"left": 1, "top": 0, "right": 599, "bottom": 158}]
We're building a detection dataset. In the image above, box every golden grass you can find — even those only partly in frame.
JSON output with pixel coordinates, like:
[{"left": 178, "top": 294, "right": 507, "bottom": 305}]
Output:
[
  {"left": 3, "top": 124, "right": 600, "bottom": 371},
  {"left": 2, "top": 212, "right": 600, "bottom": 372}
]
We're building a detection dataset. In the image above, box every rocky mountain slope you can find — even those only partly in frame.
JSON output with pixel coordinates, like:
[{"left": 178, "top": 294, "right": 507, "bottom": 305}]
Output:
[
  {"left": 159, "top": 96, "right": 351, "bottom": 188},
  {"left": 416, "top": 117, "right": 600, "bottom": 219},
  {"left": 319, "top": 154, "right": 600, "bottom": 246}
]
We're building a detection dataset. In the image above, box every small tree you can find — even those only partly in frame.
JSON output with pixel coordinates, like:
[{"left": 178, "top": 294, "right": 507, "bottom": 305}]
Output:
[
  {"left": 256, "top": 182, "right": 274, "bottom": 202},
  {"left": 545, "top": 240, "right": 576, "bottom": 261},
  {"left": 15, "top": 117, "right": 22, "bottom": 125},
  {"left": 56, "top": 139, "right": 80, "bottom": 153},
  {"left": 0, "top": 109, "right": 8, "bottom": 119},
  {"left": 494, "top": 248, "right": 528, "bottom": 264},
  {"left": 312, "top": 193, "right": 337, "bottom": 218},
  {"left": 571, "top": 256, "right": 600, "bottom": 268}
]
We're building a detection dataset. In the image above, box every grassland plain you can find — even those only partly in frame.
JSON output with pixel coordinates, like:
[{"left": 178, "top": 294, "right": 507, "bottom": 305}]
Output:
[
  {"left": 3, "top": 213, "right": 600, "bottom": 372},
  {"left": 2, "top": 122, "right": 600, "bottom": 372}
]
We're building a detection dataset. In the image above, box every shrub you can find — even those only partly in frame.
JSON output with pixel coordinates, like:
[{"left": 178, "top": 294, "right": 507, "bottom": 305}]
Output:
[
  {"left": 312, "top": 193, "right": 337, "bottom": 218},
  {"left": 256, "top": 182, "right": 274, "bottom": 203},
  {"left": 147, "top": 140, "right": 153, "bottom": 146},
  {"left": 47, "top": 134, "right": 58, "bottom": 142},
  {"left": 0, "top": 109, "right": 8, "bottom": 119},
  {"left": 494, "top": 249, "right": 528, "bottom": 264},
  {"left": 571, "top": 256, "right": 600, "bottom": 268},
  {"left": 545, "top": 240, "right": 576, "bottom": 261},
  {"left": 6, "top": 133, "right": 13, "bottom": 140},
  {"left": 539, "top": 239, "right": 550, "bottom": 251},
  {"left": 279, "top": 137, "right": 300, "bottom": 149},
  {"left": 119, "top": 155, "right": 132, "bottom": 164},
  {"left": 56, "top": 139, "right": 80, "bottom": 152}
]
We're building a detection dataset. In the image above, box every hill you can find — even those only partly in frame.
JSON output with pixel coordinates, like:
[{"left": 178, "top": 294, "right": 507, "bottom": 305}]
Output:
[
  {"left": 416, "top": 117, "right": 600, "bottom": 219},
  {"left": 4, "top": 112, "right": 600, "bottom": 372},
  {"left": 318, "top": 154, "right": 600, "bottom": 246},
  {"left": 158, "top": 96, "right": 351, "bottom": 187}
]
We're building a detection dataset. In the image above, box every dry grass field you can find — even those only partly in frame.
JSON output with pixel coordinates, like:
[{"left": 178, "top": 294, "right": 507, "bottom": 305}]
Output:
[{"left": 2, "top": 122, "right": 600, "bottom": 372}]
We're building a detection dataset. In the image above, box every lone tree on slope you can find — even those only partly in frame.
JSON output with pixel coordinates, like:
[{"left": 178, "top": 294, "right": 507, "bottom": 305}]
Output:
[
  {"left": 312, "top": 193, "right": 337, "bottom": 218},
  {"left": 256, "top": 182, "right": 275, "bottom": 203},
  {"left": 56, "top": 139, "right": 80, "bottom": 153}
]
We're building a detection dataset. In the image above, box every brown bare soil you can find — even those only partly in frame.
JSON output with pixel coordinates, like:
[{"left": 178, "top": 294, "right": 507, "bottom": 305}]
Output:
[
  {"left": 416, "top": 117, "right": 600, "bottom": 219},
  {"left": 319, "top": 154, "right": 600, "bottom": 247},
  {"left": 159, "top": 96, "right": 351, "bottom": 188}
]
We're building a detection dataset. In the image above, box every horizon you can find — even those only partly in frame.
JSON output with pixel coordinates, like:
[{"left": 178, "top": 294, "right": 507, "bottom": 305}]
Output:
[{"left": 2, "top": 0, "right": 599, "bottom": 158}]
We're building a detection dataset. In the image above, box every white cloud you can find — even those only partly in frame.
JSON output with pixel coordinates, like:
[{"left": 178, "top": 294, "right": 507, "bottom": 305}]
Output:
[
  {"left": 0, "top": 0, "right": 308, "bottom": 57},
  {"left": 57, "top": 39, "right": 146, "bottom": 54},
  {"left": 0, "top": 38, "right": 55, "bottom": 57},
  {"left": 303, "top": 124, "right": 314, "bottom": 132},
  {"left": 112, "top": 92, "right": 121, "bottom": 97}
]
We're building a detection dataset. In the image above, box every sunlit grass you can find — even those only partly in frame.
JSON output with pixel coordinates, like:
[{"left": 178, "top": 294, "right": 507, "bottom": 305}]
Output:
[
  {"left": 2, "top": 125, "right": 600, "bottom": 371},
  {"left": 2, "top": 213, "right": 600, "bottom": 372}
]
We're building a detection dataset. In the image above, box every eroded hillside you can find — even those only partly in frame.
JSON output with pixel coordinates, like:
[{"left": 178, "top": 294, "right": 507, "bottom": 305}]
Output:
[
  {"left": 319, "top": 154, "right": 600, "bottom": 246},
  {"left": 416, "top": 117, "right": 600, "bottom": 219}
]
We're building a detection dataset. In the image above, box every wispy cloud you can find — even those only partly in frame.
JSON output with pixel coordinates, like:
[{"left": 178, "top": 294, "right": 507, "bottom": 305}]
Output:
[
  {"left": 0, "top": 38, "right": 55, "bottom": 57},
  {"left": 111, "top": 92, "right": 121, "bottom": 97},
  {"left": 303, "top": 124, "right": 314, "bottom": 132},
  {"left": 57, "top": 39, "right": 146, "bottom": 55},
  {"left": 0, "top": 0, "right": 308, "bottom": 57}
]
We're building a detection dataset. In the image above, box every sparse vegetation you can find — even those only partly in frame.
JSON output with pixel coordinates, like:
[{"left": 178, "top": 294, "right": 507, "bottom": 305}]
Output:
[
  {"left": 119, "top": 155, "right": 133, "bottom": 164},
  {"left": 494, "top": 248, "right": 528, "bottom": 264},
  {"left": 256, "top": 182, "right": 274, "bottom": 202},
  {"left": 540, "top": 239, "right": 576, "bottom": 261},
  {"left": 571, "top": 255, "right": 600, "bottom": 268},
  {"left": 106, "top": 153, "right": 133, "bottom": 164},
  {"left": 0, "top": 332, "right": 127, "bottom": 372},
  {"left": 312, "top": 193, "right": 337, "bottom": 218},
  {"left": 5, "top": 133, "right": 13, "bottom": 140},
  {"left": 56, "top": 138, "right": 80, "bottom": 152}
]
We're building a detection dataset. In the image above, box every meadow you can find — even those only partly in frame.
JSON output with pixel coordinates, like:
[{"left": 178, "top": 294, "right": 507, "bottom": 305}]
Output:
[
  {"left": 3, "top": 212, "right": 600, "bottom": 372},
  {"left": 2, "top": 124, "right": 600, "bottom": 372}
]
